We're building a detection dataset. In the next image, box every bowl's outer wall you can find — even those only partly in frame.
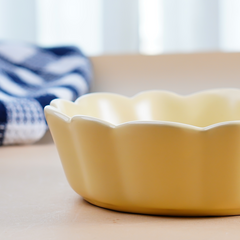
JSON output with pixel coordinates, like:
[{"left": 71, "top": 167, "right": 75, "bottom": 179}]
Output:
[{"left": 45, "top": 107, "right": 240, "bottom": 216}]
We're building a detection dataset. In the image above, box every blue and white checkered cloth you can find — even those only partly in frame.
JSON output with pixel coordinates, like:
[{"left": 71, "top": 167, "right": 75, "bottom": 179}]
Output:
[{"left": 0, "top": 42, "right": 92, "bottom": 145}]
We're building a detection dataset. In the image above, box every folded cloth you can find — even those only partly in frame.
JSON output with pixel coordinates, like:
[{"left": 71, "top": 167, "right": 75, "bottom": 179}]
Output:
[{"left": 0, "top": 42, "right": 92, "bottom": 145}]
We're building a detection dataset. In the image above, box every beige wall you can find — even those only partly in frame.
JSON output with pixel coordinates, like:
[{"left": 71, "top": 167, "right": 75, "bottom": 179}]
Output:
[{"left": 90, "top": 52, "right": 240, "bottom": 96}]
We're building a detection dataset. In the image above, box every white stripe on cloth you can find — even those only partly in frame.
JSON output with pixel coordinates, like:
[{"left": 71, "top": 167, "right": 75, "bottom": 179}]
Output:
[
  {"left": 15, "top": 67, "right": 44, "bottom": 86},
  {"left": 0, "top": 43, "right": 36, "bottom": 63},
  {"left": 0, "top": 74, "right": 28, "bottom": 96},
  {"left": 45, "top": 87, "right": 74, "bottom": 101},
  {"left": 46, "top": 74, "right": 89, "bottom": 96},
  {"left": 45, "top": 56, "right": 89, "bottom": 74},
  {"left": 0, "top": 91, "right": 17, "bottom": 101}
]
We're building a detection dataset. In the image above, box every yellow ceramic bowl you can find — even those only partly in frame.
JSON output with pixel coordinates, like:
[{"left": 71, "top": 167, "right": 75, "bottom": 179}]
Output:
[{"left": 44, "top": 89, "right": 240, "bottom": 216}]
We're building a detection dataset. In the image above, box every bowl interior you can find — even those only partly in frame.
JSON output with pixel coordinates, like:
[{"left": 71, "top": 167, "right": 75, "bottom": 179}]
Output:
[{"left": 51, "top": 89, "right": 240, "bottom": 127}]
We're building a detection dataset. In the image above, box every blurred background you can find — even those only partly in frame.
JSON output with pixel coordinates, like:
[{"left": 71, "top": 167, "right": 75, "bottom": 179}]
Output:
[{"left": 0, "top": 0, "right": 240, "bottom": 56}]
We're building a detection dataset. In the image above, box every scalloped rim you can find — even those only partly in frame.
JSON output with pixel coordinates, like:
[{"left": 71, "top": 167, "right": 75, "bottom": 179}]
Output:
[{"left": 44, "top": 88, "right": 240, "bottom": 131}]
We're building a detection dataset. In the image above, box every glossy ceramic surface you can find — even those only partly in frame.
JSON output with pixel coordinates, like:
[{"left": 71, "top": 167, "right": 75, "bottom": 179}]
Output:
[{"left": 44, "top": 89, "right": 240, "bottom": 216}]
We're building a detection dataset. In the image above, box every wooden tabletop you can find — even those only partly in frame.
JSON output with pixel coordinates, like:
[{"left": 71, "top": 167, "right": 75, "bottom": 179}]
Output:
[{"left": 0, "top": 132, "right": 240, "bottom": 240}]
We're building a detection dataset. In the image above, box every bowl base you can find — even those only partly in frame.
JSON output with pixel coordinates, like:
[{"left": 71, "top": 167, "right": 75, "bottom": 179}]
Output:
[{"left": 84, "top": 198, "right": 240, "bottom": 216}]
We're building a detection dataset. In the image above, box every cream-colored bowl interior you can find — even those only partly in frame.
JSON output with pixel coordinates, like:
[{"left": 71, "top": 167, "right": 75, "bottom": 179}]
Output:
[{"left": 51, "top": 89, "right": 240, "bottom": 128}]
